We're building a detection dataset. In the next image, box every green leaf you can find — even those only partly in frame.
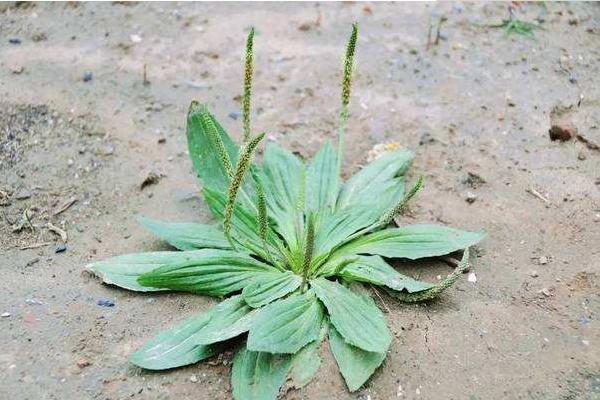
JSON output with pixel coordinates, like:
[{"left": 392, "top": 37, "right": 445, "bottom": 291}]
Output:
[
  {"left": 129, "top": 307, "right": 217, "bottom": 370},
  {"left": 137, "top": 216, "right": 231, "bottom": 250},
  {"left": 86, "top": 250, "right": 212, "bottom": 292},
  {"left": 328, "top": 326, "right": 386, "bottom": 392},
  {"left": 310, "top": 278, "right": 390, "bottom": 353},
  {"left": 338, "top": 224, "right": 485, "bottom": 260},
  {"left": 137, "top": 249, "right": 278, "bottom": 296},
  {"left": 288, "top": 320, "right": 328, "bottom": 388},
  {"left": 337, "top": 149, "right": 412, "bottom": 210},
  {"left": 305, "top": 141, "right": 338, "bottom": 213},
  {"left": 192, "top": 295, "right": 257, "bottom": 345},
  {"left": 247, "top": 291, "right": 324, "bottom": 354},
  {"left": 338, "top": 255, "right": 434, "bottom": 293},
  {"left": 242, "top": 271, "right": 302, "bottom": 308},
  {"left": 260, "top": 142, "right": 304, "bottom": 247},
  {"left": 186, "top": 102, "right": 239, "bottom": 195},
  {"left": 387, "top": 247, "right": 472, "bottom": 302},
  {"left": 231, "top": 348, "right": 292, "bottom": 400},
  {"left": 314, "top": 205, "right": 381, "bottom": 257}
]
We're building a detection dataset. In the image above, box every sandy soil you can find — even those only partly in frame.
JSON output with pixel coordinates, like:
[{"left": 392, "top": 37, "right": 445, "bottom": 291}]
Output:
[{"left": 1, "top": 2, "right": 599, "bottom": 399}]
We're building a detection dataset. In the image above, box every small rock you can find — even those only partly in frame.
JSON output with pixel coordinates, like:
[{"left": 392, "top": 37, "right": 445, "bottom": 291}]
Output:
[
  {"left": 140, "top": 169, "right": 164, "bottom": 190},
  {"left": 55, "top": 244, "right": 67, "bottom": 253},
  {"left": 77, "top": 359, "right": 91, "bottom": 368},
  {"left": 157, "top": 137, "right": 166, "bottom": 144},
  {"left": 99, "top": 144, "right": 115, "bottom": 156},
  {"left": 145, "top": 298, "right": 156, "bottom": 304},
  {"left": 582, "top": 340, "right": 590, "bottom": 346},
  {"left": 549, "top": 125, "right": 573, "bottom": 141},
  {"left": 298, "top": 22, "right": 312, "bottom": 31},
  {"left": 465, "top": 192, "right": 477, "bottom": 204},
  {"left": 539, "top": 256, "right": 548, "bottom": 265},
  {"left": 97, "top": 299, "right": 115, "bottom": 307},
  {"left": 1, "top": 312, "right": 11, "bottom": 318},
  {"left": 9, "top": 64, "right": 24, "bottom": 74},
  {"left": 540, "top": 288, "right": 551, "bottom": 297},
  {"left": 15, "top": 188, "right": 32, "bottom": 200},
  {"left": 530, "top": 271, "right": 539, "bottom": 278},
  {"left": 82, "top": 71, "right": 93, "bottom": 82},
  {"left": 190, "top": 375, "right": 199, "bottom": 383},
  {"left": 25, "top": 298, "right": 43, "bottom": 305},
  {"left": 228, "top": 111, "right": 241, "bottom": 120},
  {"left": 9, "top": 38, "right": 22, "bottom": 44},
  {"left": 130, "top": 34, "right": 142, "bottom": 43},
  {"left": 463, "top": 172, "right": 486, "bottom": 189},
  {"left": 467, "top": 272, "right": 477, "bottom": 283},
  {"left": 419, "top": 132, "right": 435, "bottom": 146}
]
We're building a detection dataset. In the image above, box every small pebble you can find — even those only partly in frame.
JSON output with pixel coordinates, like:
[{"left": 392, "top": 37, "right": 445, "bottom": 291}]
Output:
[
  {"left": 190, "top": 375, "right": 198, "bottom": 383},
  {"left": 530, "top": 271, "right": 539, "bottom": 278},
  {"left": 146, "top": 298, "right": 156, "bottom": 304},
  {"left": 1, "top": 312, "right": 11, "bottom": 318},
  {"left": 55, "top": 244, "right": 67, "bottom": 253},
  {"left": 77, "top": 359, "right": 91, "bottom": 368},
  {"left": 465, "top": 192, "right": 477, "bottom": 204},
  {"left": 467, "top": 272, "right": 477, "bottom": 283},
  {"left": 582, "top": 340, "right": 590, "bottom": 346},
  {"left": 97, "top": 299, "right": 115, "bottom": 307},
  {"left": 228, "top": 111, "right": 241, "bottom": 120},
  {"left": 9, "top": 38, "right": 22, "bottom": 44},
  {"left": 539, "top": 256, "right": 548, "bottom": 265},
  {"left": 540, "top": 288, "right": 551, "bottom": 297},
  {"left": 83, "top": 71, "right": 93, "bottom": 82}
]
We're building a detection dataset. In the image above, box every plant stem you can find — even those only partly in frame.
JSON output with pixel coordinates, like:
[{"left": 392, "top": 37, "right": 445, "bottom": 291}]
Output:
[{"left": 336, "top": 23, "right": 358, "bottom": 178}]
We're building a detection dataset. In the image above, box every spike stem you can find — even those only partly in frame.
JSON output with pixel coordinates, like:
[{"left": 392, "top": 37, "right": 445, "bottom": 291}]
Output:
[
  {"left": 336, "top": 23, "right": 358, "bottom": 178},
  {"left": 242, "top": 27, "right": 255, "bottom": 144}
]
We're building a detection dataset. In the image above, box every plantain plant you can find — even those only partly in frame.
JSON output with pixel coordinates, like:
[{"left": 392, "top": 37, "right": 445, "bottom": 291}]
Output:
[{"left": 87, "top": 24, "right": 484, "bottom": 399}]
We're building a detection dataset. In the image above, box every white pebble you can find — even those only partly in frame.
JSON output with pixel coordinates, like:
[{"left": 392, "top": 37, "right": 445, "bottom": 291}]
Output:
[{"left": 467, "top": 272, "right": 477, "bottom": 283}]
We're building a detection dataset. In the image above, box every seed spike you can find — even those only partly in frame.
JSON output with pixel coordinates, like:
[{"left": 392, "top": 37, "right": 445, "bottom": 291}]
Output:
[
  {"left": 201, "top": 108, "right": 234, "bottom": 178},
  {"left": 251, "top": 169, "right": 273, "bottom": 262},
  {"left": 301, "top": 213, "right": 315, "bottom": 291},
  {"left": 242, "top": 27, "right": 255, "bottom": 144},
  {"left": 223, "top": 132, "right": 266, "bottom": 244},
  {"left": 336, "top": 23, "right": 358, "bottom": 177},
  {"left": 379, "top": 175, "right": 424, "bottom": 226}
]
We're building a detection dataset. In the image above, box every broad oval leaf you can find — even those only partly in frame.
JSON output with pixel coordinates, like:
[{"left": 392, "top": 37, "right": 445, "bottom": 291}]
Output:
[
  {"left": 137, "top": 249, "right": 277, "bottom": 296},
  {"left": 186, "top": 103, "right": 239, "bottom": 195},
  {"left": 137, "top": 215, "right": 231, "bottom": 250},
  {"left": 338, "top": 224, "right": 485, "bottom": 260},
  {"left": 193, "top": 295, "right": 257, "bottom": 345},
  {"left": 305, "top": 141, "right": 338, "bottom": 213},
  {"left": 247, "top": 291, "right": 324, "bottom": 354},
  {"left": 314, "top": 205, "right": 381, "bottom": 257},
  {"left": 288, "top": 320, "right": 328, "bottom": 388},
  {"left": 129, "top": 307, "right": 217, "bottom": 370},
  {"left": 86, "top": 250, "right": 211, "bottom": 292},
  {"left": 259, "top": 142, "right": 304, "bottom": 248},
  {"left": 329, "top": 326, "right": 386, "bottom": 392},
  {"left": 232, "top": 348, "right": 292, "bottom": 400},
  {"left": 339, "top": 255, "right": 434, "bottom": 293},
  {"left": 310, "top": 278, "right": 390, "bottom": 353},
  {"left": 241, "top": 272, "right": 302, "bottom": 308},
  {"left": 337, "top": 149, "right": 412, "bottom": 210}
]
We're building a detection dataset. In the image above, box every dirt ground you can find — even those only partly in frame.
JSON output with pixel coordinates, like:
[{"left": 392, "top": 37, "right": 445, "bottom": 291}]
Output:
[{"left": 1, "top": 2, "right": 599, "bottom": 400}]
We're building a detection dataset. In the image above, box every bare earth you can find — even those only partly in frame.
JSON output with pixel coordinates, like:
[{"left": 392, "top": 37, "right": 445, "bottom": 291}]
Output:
[{"left": 1, "top": 2, "right": 599, "bottom": 399}]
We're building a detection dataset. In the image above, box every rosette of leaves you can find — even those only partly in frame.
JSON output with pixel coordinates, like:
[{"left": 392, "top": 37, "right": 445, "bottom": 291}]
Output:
[{"left": 87, "top": 25, "right": 484, "bottom": 399}]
